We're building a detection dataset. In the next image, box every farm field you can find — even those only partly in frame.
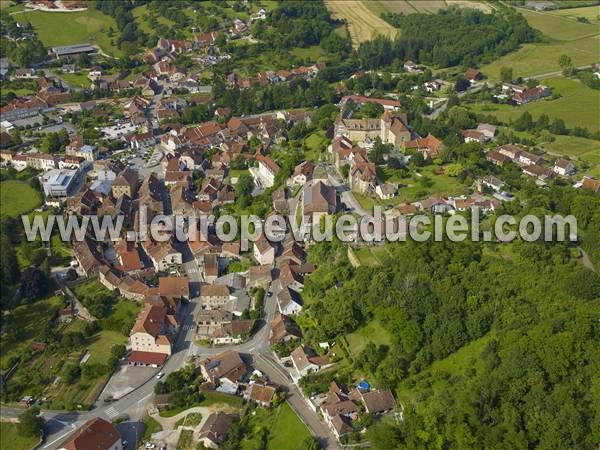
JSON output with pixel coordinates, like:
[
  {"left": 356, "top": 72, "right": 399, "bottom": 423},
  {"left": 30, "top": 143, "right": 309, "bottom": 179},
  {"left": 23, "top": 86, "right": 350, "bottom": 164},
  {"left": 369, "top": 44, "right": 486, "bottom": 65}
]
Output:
[
  {"left": 482, "top": 7, "right": 600, "bottom": 79},
  {"left": 0, "top": 180, "right": 41, "bottom": 218},
  {"left": 466, "top": 77, "right": 600, "bottom": 133},
  {"left": 325, "top": 0, "right": 398, "bottom": 48},
  {"left": 13, "top": 7, "right": 122, "bottom": 57}
]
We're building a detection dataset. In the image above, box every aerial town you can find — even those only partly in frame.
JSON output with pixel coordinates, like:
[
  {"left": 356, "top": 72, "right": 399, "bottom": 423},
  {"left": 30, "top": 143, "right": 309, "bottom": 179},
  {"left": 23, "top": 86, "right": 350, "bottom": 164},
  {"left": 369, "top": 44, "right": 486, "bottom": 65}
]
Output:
[{"left": 0, "top": 1, "right": 599, "bottom": 450}]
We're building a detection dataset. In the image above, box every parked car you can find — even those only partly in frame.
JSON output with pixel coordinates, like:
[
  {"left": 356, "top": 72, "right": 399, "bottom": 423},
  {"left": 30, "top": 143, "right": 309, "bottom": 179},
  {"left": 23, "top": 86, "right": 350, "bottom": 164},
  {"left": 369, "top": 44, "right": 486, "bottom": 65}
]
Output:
[{"left": 156, "top": 372, "right": 164, "bottom": 379}]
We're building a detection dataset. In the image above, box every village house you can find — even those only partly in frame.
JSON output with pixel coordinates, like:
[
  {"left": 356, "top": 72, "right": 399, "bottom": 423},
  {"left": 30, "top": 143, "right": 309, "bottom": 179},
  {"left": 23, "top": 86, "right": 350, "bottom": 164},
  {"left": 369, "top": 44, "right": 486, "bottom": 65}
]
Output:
[
  {"left": 203, "top": 253, "right": 220, "bottom": 283},
  {"left": 404, "top": 134, "right": 444, "bottom": 159},
  {"left": 498, "top": 144, "right": 523, "bottom": 161},
  {"left": 518, "top": 151, "right": 543, "bottom": 166},
  {"left": 129, "top": 305, "right": 178, "bottom": 365},
  {"left": 376, "top": 182, "right": 397, "bottom": 200},
  {"left": 58, "top": 417, "right": 122, "bottom": 450},
  {"left": 349, "top": 154, "right": 377, "bottom": 194},
  {"left": 486, "top": 149, "right": 509, "bottom": 166},
  {"left": 253, "top": 234, "right": 276, "bottom": 266},
  {"left": 290, "top": 345, "right": 331, "bottom": 380},
  {"left": 580, "top": 176, "right": 600, "bottom": 193},
  {"left": 269, "top": 312, "right": 302, "bottom": 345},
  {"left": 142, "top": 240, "right": 182, "bottom": 272},
  {"left": 198, "top": 413, "right": 235, "bottom": 449},
  {"left": 247, "top": 382, "right": 277, "bottom": 407},
  {"left": 198, "top": 350, "right": 247, "bottom": 393},
  {"left": 200, "top": 284, "right": 231, "bottom": 310},
  {"left": 158, "top": 276, "right": 190, "bottom": 301},
  {"left": 111, "top": 168, "right": 139, "bottom": 198},
  {"left": 277, "top": 287, "right": 303, "bottom": 316},
  {"left": 253, "top": 154, "right": 280, "bottom": 188},
  {"left": 291, "top": 160, "right": 314, "bottom": 185},
  {"left": 553, "top": 158, "right": 574, "bottom": 176},
  {"left": 302, "top": 180, "right": 338, "bottom": 225}
]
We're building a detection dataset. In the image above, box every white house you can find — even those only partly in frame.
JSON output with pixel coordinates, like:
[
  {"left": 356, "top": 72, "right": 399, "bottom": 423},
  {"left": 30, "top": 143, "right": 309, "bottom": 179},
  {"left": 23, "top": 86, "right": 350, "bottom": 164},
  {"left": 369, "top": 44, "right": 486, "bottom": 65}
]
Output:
[
  {"left": 254, "top": 154, "right": 280, "bottom": 188},
  {"left": 553, "top": 158, "right": 574, "bottom": 176},
  {"left": 375, "top": 183, "right": 397, "bottom": 200},
  {"left": 253, "top": 234, "right": 275, "bottom": 266}
]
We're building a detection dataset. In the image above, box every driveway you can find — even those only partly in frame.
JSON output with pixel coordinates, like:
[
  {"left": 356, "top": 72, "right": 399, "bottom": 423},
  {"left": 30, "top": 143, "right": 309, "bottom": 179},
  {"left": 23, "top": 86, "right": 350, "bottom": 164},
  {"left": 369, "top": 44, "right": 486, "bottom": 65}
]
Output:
[{"left": 98, "top": 362, "right": 158, "bottom": 403}]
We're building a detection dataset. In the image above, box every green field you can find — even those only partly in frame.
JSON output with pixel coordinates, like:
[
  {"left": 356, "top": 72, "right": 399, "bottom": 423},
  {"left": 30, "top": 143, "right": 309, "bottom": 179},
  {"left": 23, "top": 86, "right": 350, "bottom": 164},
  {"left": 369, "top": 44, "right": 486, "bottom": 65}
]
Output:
[
  {"left": 545, "top": 135, "right": 600, "bottom": 177},
  {"left": 0, "top": 180, "right": 41, "bottom": 218},
  {"left": 0, "top": 422, "right": 39, "bottom": 450},
  {"left": 396, "top": 333, "right": 492, "bottom": 405},
  {"left": 86, "top": 329, "right": 127, "bottom": 365},
  {"left": 551, "top": 5, "right": 600, "bottom": 23},
  {"left": 132, "top": 4, "right": 176, "bottom": 35},
  {"left": 467, "top": 77, "right": 600, "bottom": 133},
  {"left": 267, "top": 403, "right": 311, "bottom": 450},
  {"left": 482, "top": 7, "right": 600, "bottom": 79},
  {"left": 14, "top": 7, "right": 122, "bottom": 56},
  {"left": 346, "top": 319, "right": 392, "bottom": 357},
  {"left": 58, "top": 72, "right": 92, "bottom": 88},
  {"left": 0, "top": 295, "right": 63, "bottom": 370}
]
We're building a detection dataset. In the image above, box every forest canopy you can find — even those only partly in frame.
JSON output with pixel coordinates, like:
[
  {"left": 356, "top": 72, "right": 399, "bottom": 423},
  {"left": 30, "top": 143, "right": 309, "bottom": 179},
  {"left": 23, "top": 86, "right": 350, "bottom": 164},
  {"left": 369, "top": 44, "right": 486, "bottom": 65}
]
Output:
[{"left": 358, "top": 7, "right": 537, "bottom": 69}]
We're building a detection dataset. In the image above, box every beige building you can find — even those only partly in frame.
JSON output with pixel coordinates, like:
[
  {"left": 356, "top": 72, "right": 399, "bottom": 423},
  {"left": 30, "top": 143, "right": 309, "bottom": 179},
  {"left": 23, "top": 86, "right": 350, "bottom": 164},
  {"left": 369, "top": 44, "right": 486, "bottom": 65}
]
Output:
[
  {"left": 111, "top": 168, "right": 139, "bottom": 198},
  {"left": 130, "top": 305, "right": 178, "bottom": 356},
  {"left": 200, "top": 284, "right": 231, "bottom": 309}
]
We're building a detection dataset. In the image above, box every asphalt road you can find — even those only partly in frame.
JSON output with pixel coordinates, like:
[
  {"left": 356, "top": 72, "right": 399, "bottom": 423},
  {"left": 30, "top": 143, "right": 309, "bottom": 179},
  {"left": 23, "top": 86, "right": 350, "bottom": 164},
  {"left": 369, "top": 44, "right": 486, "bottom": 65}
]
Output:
[{"left": 2, "top": 240, "right": 340, "bottom": 449}]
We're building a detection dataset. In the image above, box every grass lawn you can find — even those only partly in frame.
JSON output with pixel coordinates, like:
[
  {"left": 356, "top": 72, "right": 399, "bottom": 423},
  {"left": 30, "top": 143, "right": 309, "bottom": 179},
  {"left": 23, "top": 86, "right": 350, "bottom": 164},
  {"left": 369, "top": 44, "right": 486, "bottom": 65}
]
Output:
[
  {"left": 86, "top": 330, "right": 127, "bottom": 365},
  {"left": 551, "top": 5, "right": 600, "bottom": 23},
  {"left": 345, "top": 320, "right": 391, "bottom": 358},
  {"left": 58, "top": 72, "right": 91, "bottom": 88},
  {"left": 14, "top": 6, "right": 122, "bottom": 56},
  {"left": 466, "top": 77, "right": 600, "bottom": 133},
  {"left": 544, "top": 135, "right": 600, "bottom": 175},
  {"left": 481, "top": 7, "right": 600, "bottom": 79},
  {"left": 159, "top": 391, "right": 243, "bottom": 417},
  {"left": 143, "top": 415, "right": 163, "bottom": 440},
  {"left": 0, "top": 422, "right": 39, "bottom": 450},
  {"left": 303, "top": 130, "right": 328, "bottom": 162},
  {"left": 290, "top": 45, "right": 327, "bottom": 62},
  {"left": 517, "top": 7, "right": 599, "bottom": 41},
  {"left": 0, "top": 180, "right": 41, "bottom": 218},
  {"left": 267, "top": 403, "right": 311, "bottom": 450}
]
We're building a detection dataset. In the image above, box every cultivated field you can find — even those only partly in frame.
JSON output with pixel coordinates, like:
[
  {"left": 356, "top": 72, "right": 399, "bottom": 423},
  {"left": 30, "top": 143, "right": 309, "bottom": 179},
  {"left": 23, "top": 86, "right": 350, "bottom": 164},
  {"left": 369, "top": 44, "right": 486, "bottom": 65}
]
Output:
[
  {"left": 446, "top": 0, "right": 493, "bottom": 13},
  {"left": 482, "top": 6, "right": 600, "bottom": 79},
  {"left": 325, "top": 0, "right": 398, "bottom": 48},
  {"left": 409, "top": 0, "right": 447, "bottom": 13},
  {"left": 13, "top": 6, "right": 122, "bottom": 56}
]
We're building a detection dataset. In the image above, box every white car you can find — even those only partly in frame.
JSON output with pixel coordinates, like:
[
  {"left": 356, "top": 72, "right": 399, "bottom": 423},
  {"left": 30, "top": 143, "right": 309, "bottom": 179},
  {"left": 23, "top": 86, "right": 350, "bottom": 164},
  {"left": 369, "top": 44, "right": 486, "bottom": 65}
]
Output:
[
  {"left": 145, "top": 443, "right": 156, "bottom": 449},
  {"left": 156, "top": 372, "right": 164, "bottom": 379}
]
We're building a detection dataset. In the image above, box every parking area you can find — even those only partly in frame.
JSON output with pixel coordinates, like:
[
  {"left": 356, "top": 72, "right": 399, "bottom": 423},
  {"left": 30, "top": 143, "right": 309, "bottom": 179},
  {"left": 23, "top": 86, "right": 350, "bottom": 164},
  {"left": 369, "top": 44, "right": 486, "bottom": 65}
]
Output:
[{"left": 99, "top": 362, "right": 158, "bottom": 402}]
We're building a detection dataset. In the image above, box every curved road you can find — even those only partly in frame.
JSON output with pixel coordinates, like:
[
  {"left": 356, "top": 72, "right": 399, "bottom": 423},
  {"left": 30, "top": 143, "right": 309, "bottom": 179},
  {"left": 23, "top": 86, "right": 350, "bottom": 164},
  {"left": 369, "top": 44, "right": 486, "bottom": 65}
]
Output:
[{"left": 2, "top": 243, "right": 341, "bottom": 449}]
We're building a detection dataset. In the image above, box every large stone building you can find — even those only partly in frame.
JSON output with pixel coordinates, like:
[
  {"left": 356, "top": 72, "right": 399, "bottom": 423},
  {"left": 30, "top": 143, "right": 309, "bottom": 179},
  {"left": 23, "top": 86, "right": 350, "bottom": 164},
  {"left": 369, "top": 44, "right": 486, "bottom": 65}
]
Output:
[{"left": 334, "top": 110, "right": 410, "bottom": 148}]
